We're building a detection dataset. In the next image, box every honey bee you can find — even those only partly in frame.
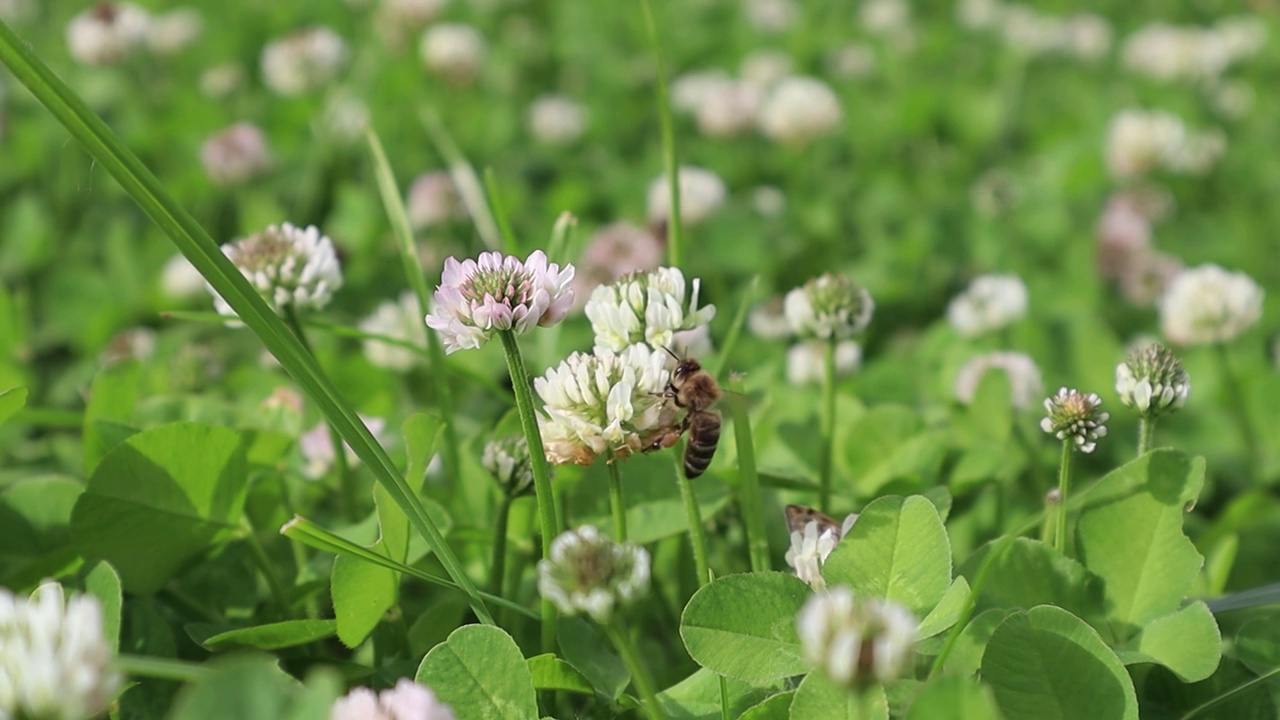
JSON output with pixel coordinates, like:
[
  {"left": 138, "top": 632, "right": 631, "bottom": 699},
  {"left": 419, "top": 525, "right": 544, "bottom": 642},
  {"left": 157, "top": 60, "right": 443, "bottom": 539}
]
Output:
[
  {"left": 784, "top": 504, "right": 845, "bottom": 536},
  {"left": 642, "top": 349, "right": 723, "bottom": 479}
]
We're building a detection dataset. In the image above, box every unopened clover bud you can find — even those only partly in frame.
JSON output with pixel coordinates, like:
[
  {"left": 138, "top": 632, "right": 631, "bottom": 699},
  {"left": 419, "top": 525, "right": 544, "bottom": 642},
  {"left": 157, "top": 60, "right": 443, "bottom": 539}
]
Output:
[
  {"left": 537, "top": 526, "right": 651, "bottom": 624},
  {"left": 482, "top": 435, "right": 534, "bottom": 497},
  {"left": 1040, "top": 387, "right": 1109, "bottom": 453},
  {"left": 1115, "top": 343, "right": 1189, "bottom": 418},
  {"left": 784, "top": 273, "right": 874, "bottom": 340}
]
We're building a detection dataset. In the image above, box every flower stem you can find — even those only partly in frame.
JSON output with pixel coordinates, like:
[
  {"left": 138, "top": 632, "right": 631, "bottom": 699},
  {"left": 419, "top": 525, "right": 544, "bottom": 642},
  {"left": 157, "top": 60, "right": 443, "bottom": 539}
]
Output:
[
  {"left": 639, "top": 0, "right": 683, "bottom": 269},
  {"left": 675, "top": 453, "right": 711, "bottom": 586},
  {"left": 1137, "top": 416, "right": 1155, "bottom": 457},
  {"left": 604, "top": 623, "right": 666, "bottom": 720},
  {"left": 727, "top": 376, "right": 770, "bottom": 572},
  {"left": 819, "top": 338, "right": 837, "bottom": 510},
  {"left": 241, "top": 520, "right": 290, "bottom": 616},
  {"left": 1054, "top": 440, "right": 1072, "bottom": 557},
  {"left": 497, "top": 330, "right": 559, "bottom": 653},
  {"left": 608, "top": 456, "right": 628, "bottom": 542},
  {"left": 1214, "top": 343, "right": 1260, "bottom": 471},
  {"left": 489, "top": 494, "right": 513, "bottom": 596}
]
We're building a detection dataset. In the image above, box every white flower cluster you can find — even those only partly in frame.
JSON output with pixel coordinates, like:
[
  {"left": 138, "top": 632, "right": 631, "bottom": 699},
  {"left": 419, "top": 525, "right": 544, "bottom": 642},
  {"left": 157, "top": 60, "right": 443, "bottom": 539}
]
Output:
[
  {"left": 300, "top": 414, "right": 388, "bottom": 479},
  {"left": 146, "top": 8, "right": 202, "bottom": 56},
  {"left": 786, "top": 340, "right": 862, "bottom": 385},
  {"left": 331, "top": 678, "right": 456, "bottom": 720},
  {"left": 585, "top": 267, "right": 716, "bottom": 352},
  {"left": 1159, "top": 264, "right": 1263, "bottom": 346},
  {"left": 785, "top": 514, "right": 858, "bottom": 591},
  {"left": 534, "top": 344, "right": 674, "bottom": 466},
  {"left": 201, "top": 122, "right": 271, "bottom": 186},
  {"left": 528, "top": 94, "right": 589, "bottom": 146},
  {"left": 1040, "top": 388, "right": 1109, "bottom": 453},
  {"left": 66, "top": 2, "right": 150, "bottom": 66},
  {"left": 797, "top": 588, "right": 918, "bottom": 687},
  {"left": 1095, "top": 190, "right": 1184, "bottom": 307},
  {"left": 1121, "top": 18, "right": 1266, "bottom": 83},
  {"left": 260, "top": 26, "right": 348, "bottom": 96},
  {"left": 953, "top": 351, "right": 1044, "bottom": 411},
  {"left": 758, "top": 76, "right": 844, "bottom": 146},
  {"left": 669, "top": 64, "right": 841, "bottom": 145},
  {"left": 946, "top": 274, "right": 1028, "bottom": 338},
  {"left": 420, "top": 23, "right": 486, "bottom": 85},
  {"left": 210, "top": 223, "right": 343, "bottom": 319},
  {"left": 359, "top": 292, "right": 428, "bottom": 371},
  {"left": 646, "top": 166, "right": 728, "bottom": 229},
  {"left": 0, "top": 582, "right": 121, "bottom": 720},
  {"left": 785, "top": 273, "right": 875, "bottom": 340},
  {"left": 482, "top": 435, "right": 534, "bottom": 497},
  {"left": 1105, "top": 109, "right": 1225, "bottom": 180},
  {"left": 1115, "top": 343, "right": 1190, "bottom": 418},
  {"left": 957, "top": 0, "right": 1112, "bottom": 61},
  {"left": 538, "top": 526, "right": 652, "bottom": 624}
]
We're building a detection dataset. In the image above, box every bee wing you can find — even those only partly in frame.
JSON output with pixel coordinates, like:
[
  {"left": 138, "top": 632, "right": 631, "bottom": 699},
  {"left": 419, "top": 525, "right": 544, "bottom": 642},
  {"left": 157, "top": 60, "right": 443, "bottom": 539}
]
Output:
[{"left": 784, "top": 504, "right": 843, "bottom": 536}]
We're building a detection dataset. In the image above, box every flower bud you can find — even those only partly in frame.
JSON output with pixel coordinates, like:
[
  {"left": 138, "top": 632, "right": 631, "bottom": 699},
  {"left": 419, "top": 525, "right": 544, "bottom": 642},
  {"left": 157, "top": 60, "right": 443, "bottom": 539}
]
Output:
[
  {"left": 1040, "top": 387, "right": 1109, "bottom": 453},
  {"left": 784, "top": 273, "right": 874, "bottom": 340},
  {"left": 482, "top": 435, "right": 535, "bottom": 497},
  {"left": 537, "top": 526, "right": 651, "bottom": 624},
  {"left": 1115, "top": 343, "right": 1189, "bottom": 418}
]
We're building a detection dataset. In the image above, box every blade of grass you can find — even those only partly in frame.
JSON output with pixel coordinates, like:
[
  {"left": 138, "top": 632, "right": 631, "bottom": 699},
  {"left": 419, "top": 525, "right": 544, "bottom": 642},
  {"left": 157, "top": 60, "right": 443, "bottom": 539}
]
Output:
[
  {"left": 639, "top": 0, "right": 683, "bottom": 268},
  {"left": 420, "top": 108, "right": 502, "bottom": 251},
  {"left": 711, "top": 275, "right": 760, "bottom": 379},
  {"left": 726, "top": 376, "right": 769, "bottom": 573},
  {"left": 482, "top": 167, "right": 521, "bottom": 255},
  {"left": 0, "top": 20, "right": 491, "bottom": 625}
]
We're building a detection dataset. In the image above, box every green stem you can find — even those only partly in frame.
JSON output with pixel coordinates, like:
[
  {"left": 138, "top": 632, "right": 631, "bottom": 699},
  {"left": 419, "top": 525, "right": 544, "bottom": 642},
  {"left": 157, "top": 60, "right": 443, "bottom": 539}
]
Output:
[
  {"left": 675, "top": 454, "right": 711, "bottom": 586},
  {"left": 1054, "top": 441, "right": 1072, "bottom": 556},
  {"left": 489, "top": 494, "right": 513, "bottom": 597},
  {"left": 719, "top": 676, "right": 731, "bottom": 720},
  {"left": 1178, "top": 665, "right": 1280, "bottom": 720},
  {"left": 1214, "top": 343, "right": 1260, "bottom": 470},
  {"left": 819, "top": 338, "right": 837, "bottom": 510},
  {"left": 284, "top": 307, "right": 356, "bottom": 520},
  {"left": 604, "top": 623, "right": 666, "bottom": 720},
  {"left": 928, "top": 536, "right": 1012, "bottom": 678},
  {"left": 241, "top": 521, "right": 291, "bottom": 616},
  {"left": 498, "top": 330, "right": 560, "bottom": 653},
  {"left": 727, "top": 377, "right": 770, "bottom": 572},
  {"left": 608, "top": 456, "right": 628, "bottom": 542},
  {"left": 1137, "top": 416, "right": 1154, "bottom": 457},
  {"left": 117, "top": 654, "right": 212, "bottom": 683},
  {"left": 639, "top": 0, "right": 682, "bottom": 268}
]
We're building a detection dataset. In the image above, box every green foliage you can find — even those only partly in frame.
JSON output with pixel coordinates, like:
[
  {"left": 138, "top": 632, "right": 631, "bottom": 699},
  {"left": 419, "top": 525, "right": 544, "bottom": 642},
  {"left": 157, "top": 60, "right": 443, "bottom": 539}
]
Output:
[
  {"left": 680, "top": 572, "right": 811, "bottom": 684},
  {"left": 416, "top": 625, "right": 539, "bottom": 720}
]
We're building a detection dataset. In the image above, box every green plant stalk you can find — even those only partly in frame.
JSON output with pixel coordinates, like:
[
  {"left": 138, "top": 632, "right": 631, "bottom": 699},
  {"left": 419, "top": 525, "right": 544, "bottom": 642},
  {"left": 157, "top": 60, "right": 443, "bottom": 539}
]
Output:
[
  {"left": 420, "top": 109, "right": 502, "bottom": 251},
  {"left": 1054, "top": 440, "right": 1072, "bottom": 556},
  {"left": 719, "top": 676, "right": 730, "bottom": 720},
  {"left": 1178, "top": 665, "right": 1280, "bottom": 720},
  {"left": 604, "top": 623, "right": 665, "bottom": 720},
  {"left": 727, "top": 378, "right": 769, "bottom": 573},
  {"left": 710, "top": 276, "right": 760, "bottom": 379},
  {"left": 1214, "top": 343, "right": 1260, "bottom": 468},
  {"left": 818, "top": 338, "right": 837, "bottom": 510},
  {"left": 639, "top": 0, "right": 683, "bottom": 268},
  {"left": 928, "top": 536, "right": 1012, "bottom": 678},
  {"left": 498, "top": 330, "right": 560, "bottom": 652},
  {"left": 608, "top": 457, "right": 628, "bottom": 542},
  {"left": 117, "top": 655, "right": 213, "bottom": 683},
  {"left": 482, "top": 167, "right": 521, "bottom": 256},
  {"left": 1137, "top": 416, "right": 1154, "bottom": 457},
  {"left": 284, "top": 307, "right": 357, "bottom": 520},
  {"left": 489, "top": 494, "right": 513, "bottom": 596},
  {"left": 674, "top": 453, "right": 711, "bottom": 586},
  {"left": 365, "top": 127, "right": 462, "bottom": 486},
  {"left": 240, "top": 520, "right": 291, "bottom": 616}
]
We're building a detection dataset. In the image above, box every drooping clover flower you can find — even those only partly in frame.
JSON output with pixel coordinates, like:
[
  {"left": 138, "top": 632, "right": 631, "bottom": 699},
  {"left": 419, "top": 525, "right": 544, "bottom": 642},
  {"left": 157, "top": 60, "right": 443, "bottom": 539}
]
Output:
[
  {"left": 527, "top": 94, "right": 589, "bottom": 146},
  {"left": 757, "top": 76, "right": 843, "bottom": 145},
  {"left": 534, "top": 344, "right": 674, "bottom": 466},
  {"left": 537, "top": 526, "right": 651, "bottom": 624},
  {"left": 785, "top": 273, "right": 875, "bottom": 340},
  {"left": 359, "top": 292, "right": 427, "bottom": 372},
  {"left": 1159, "top": 264, "right": 1263, "bottom": 346},
  {"left": 209, "top": 223, "right": 342, "bottom": 319},
  {"left": 1040, "top": 388, "right": 1109, "bottom": 453},
  {"left": 260, "top": 26, "right": 348, "bottom": 96},
  {"left": 0, "top": 581, "right": 122, "bottom": 720},
  {"left": 786, "top": 340, "right": 862, "bottom": 385},
  {"left": 425, "top": 250, "right": 574, "bottom": 353},
  {"left": 946, "top": 274, "right": 1028, "bottom": 338},
  {"left": 201, "top": 122, "right": 271, "bottom": 186},
  {"left": 585, "top": 267, "right": 716, "bottom": 352},
  {"left": 482, "top": 435, "right": 535, "bottom": 497},
  {"left": 954, "top": 351, "right": 1044, "bottom": 411},
  {"left": 419, "top": 23, "right": 486, "bottom": 85},
  {"left": 330, "top": 678, "right": 456, "bottom": 720},
  {"left": 1116, "top": 343, "right": 1190, "bottom": 418},
  {"left": 646, "top": 166, "right": 728, "bottom": 229},
  {"left": 797, "top": 587, "right": 918, "bottom": 688},
  {"left": 66, "top": 2, "right": 150, "bottom": 66},
  {"left": 785, "top": 514, "right": 858, "bottom": 591}
]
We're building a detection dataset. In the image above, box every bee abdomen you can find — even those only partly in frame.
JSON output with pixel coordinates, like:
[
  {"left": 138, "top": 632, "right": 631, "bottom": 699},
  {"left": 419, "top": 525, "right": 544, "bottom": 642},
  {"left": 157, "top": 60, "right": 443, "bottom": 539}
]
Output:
[{"left": 683, "top": 411, "right": 721, "bottom": 479}]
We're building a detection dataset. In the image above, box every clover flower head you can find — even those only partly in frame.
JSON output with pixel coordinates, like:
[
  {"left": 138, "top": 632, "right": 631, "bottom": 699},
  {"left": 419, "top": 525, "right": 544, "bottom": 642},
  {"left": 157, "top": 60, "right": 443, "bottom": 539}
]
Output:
[
  {"left": 946, "top": 274, "right": 1028, "bottom": 337},
  {"left": 534, "top": 345, "right": 674, "bottom": 466},
  {"left": 585, "top": 267, "right": 716, "bottom": 352},
  {"left": 420, "top": 23, "right": 486, "bottom": 85},
  {"left": 537, "top": 526, "right": 651, "bottom": 624},
  {"left": 426, "top": 250, "right": 575, "bottom": 353},
  {"left": 330, "top": 678, "right": 456, "bottom": 720},
  {"left": 1116, "top": 343, "right": 1189, "bottom": 418},
  {"left": 146, "top": 8, "right": 201, "bottom": 56},
  {"left": 209, "top": 223, "right": 342, "bottom": 319},
  {"left": 359, "top": 292, "right": 428, "bottom": 372},
  {"left": 797, "top": 588, "right": 918, "bottom": 687},
  {"left": 954, "top": 351, "right": 1044, "bottom": 411},
  {"left": 482, "top": 435, "right": 535, "bottom": 497},
  {"left": 300, "top": 415, "right": 387, "bottom": 479},
  {"left": 696, "top": 80, "right": 762, "bottom": 138},
  {"left": 786, "top": 340, "right": 862, "bottom": 385},
  {"left": 1040, "top": 388, "right": 1109, "bottom": 453},
  {"left": 66, "top": 2, "right": 150, "bottom": 66},
  {"left": 785, "top": 273, "right": 874, "bottom": 340},
  {"left": 785, "top": 514, "right": 858, "bottom": 591},
  {"left": 406, "top": 172, "right": 463, "bottom": 230},
  {"left": 528, "top": 94, "right": 589, "bottom": 146},
  {"left": 1159, "top": 264, "right": 1263, "bottom": 346},
  {"left": 201, "top": 122, "right": 271, "bottom": 186},
  {"left": 0, "top": 581, "right": 122, "bottom": 720},
  {"left": 757, "top": 76, "right": 843, "bottom": 145},
  {"left": 670, "top": 70, "right": 733, "bottom": 114},
  {"left": 261, "top": 26, "right": 347, "bottom": 96},
  {"left": 646, "top": 166, "right": 728, "bottom": 229}
]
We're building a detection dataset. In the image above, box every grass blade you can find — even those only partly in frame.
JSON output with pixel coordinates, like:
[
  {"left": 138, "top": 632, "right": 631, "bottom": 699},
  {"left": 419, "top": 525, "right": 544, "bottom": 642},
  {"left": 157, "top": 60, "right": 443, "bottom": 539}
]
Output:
[{"left": 420, "top": 108, "right": 502, "bottom": 251}]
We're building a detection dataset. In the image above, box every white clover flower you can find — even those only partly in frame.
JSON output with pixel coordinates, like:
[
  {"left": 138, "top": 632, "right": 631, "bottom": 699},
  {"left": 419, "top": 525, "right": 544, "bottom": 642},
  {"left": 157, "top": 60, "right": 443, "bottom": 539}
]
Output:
[
  {"left": 420, "top": 23, "right": 486, "bottom": 85},
  {"left": 1119, "top": 250, "right": 1183, "bottom": 307},
  {"left": 860, "top": 0, "right": 911, "bottom": 35},
  {"left": 0, "top": 0, "right": 33, "bottom": 24},
  {"left": 786, "top": 340, "right": 862, "bottom": 385},
  {"left": 425, "top": 250, "right": 575, "bottom": 353},
  {"left": 1210, "top": 79, "right": 1255, "bottom": 119},
  {"left": 527, "top": 94, "right": 588, "bottom": 145},
  {"left": 826, "top": 43, "right": 877, "bottom": 79},
  {"left": 66, "top": 2, "right": 150, "bottom": 66},
  {"left": 209, "top": 223, "right": 342, "bottom": 319},
  {"left": 1000, "top": 7, "right": 1066, "bottom": 56},
  {"left": 954, "top": 351, "right": 1044, "bottom": 411},
  {"left": 0, "top": 581, "right": 121, "bottom": 720},
  {"left": 1065, "top": 13, "right": 1113, "bottom": 61},
  {"left": 784, "top": 515, "right": 858, "bottom": 591},
  {"left": 330, "top": 678, "right": 456, "bottom": 720},
  {"left": 748, "top": 298, "right": 794, "bottom": 340},
  {"left": 1120, "top": 20, "right": 1261, "bottom": 82},
  {"left": 696, "top": 80, "right": 762, "bottom": 138},
  {"left": 160, "top": 253, "right": 207, "bottom": 300},
  {"left": 1096, "top": 194, "right": 1153, "bottom": 281},
  {"left": 359, "top": 291, "right": 428, "bottom": 372},
  {"left": 670, "top": 69, "right": 733, "bottom": 114},
  {"left": 376, "top": 0, "right": 448, "bottom": 33},
  {"left": 323, "top": 94, "right": 370, "bottom": 143},
  {"left": 751, "top": 186, "right": 787, "bottom": 218},
  {"left": 646, "top": 166, "right": 728, "bottom": 229},
  {"left": 406, "top": 171, "right": 463, "bottom": 230},
  {"left": 482, "top": 435, "right": 534, "bottom": 497},
  {"left": 300, "top": 415, "right": 388, "bottom": 479},
  {"left": 534, "top": 345, "right": 673, "bottom": 466},
  {"left": 744, "top": 0, "right": 797, "bottom": 33},
  {"left": 956, "top": 0, "right": 1003, "bottom": 31},
  {"left": 146, "top": 8, "right": 201, "bottom": 56},
  {"left": 673, "top": 324, "right": 716, "bottom": 359},
  {"left": 201, "top": 122, "right": 271, "bottom": 186},
  {"left": 740, "top": 50, "right": 794, "bottom": 90},
  {"left": 199, "top": 63, "right": 245, "bottom": 99},
  {"left": 785, "top": 273, "right": 875, "bottom": 340},
  {"left": 797, "top": 588, "right": 918, "bottom": 687},
  {"left": 585, "top": 267, "right": 716, "bottom": 352},
  {"left": 757, "top": 76, "right": 843, "bottom": 145},
  {"left": 1105, "top": 109, "right": 1187, "bottom": 179},
  {"left": 537, "top": 526, "right": 651, "bottom": 624},
  {"left": 946, "top": 274, "right": 1028, "bottom": 338},
  {"left": 1159, "top": 264, "right": 1263, "bottom": 346},
  {"left": 1040, "top": 388, "right": 1109, "bottom": 453},
  {"left": 260, "top": 26, "right": 347, "bottom": 96},
  {"left": 1116, "top": 343, "right": 1190, "bottom": 418}
]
